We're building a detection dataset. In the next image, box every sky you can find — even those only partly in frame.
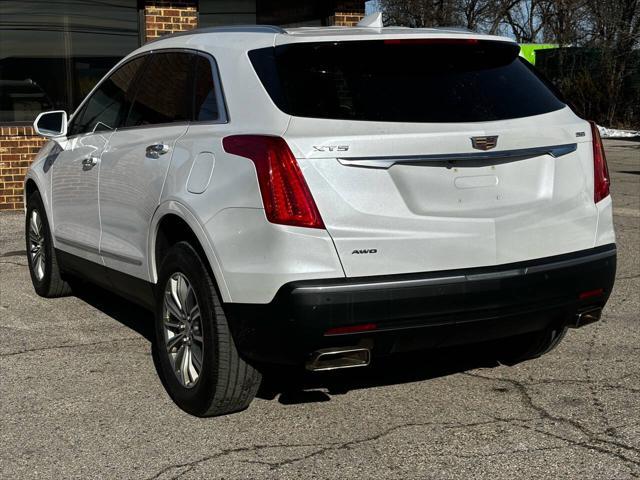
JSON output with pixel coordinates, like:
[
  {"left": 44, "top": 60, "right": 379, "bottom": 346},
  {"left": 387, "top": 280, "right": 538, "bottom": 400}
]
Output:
[{"left": 365, "top": 1, "right": 380, "bottom": 15}]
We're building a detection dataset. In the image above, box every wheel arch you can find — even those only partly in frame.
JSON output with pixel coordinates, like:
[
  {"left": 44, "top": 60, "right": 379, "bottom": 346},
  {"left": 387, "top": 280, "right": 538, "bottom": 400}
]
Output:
[
  {"left": 23, "top": 175, "right": 53, "bottom": 231},
  {"left": 149, "top": 201, "right": 231, "bottom": 302},
  {"left": 24, "top": 178, "right": 39, "bottom": 203}
]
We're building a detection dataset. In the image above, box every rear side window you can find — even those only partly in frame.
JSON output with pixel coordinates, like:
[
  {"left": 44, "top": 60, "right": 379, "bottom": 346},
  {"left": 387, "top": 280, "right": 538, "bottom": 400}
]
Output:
[
  {"left": 192, "top": 55, "right": 223, "bottom": 122},
  {"left": 249, "top": 40, "right": 565, "bottom": 123},
  {"left": 68, "top": 57, "right": 144, "bottom": 136},
  {"left": 125, "top": 52, "right": 191, "bottom": 127}
]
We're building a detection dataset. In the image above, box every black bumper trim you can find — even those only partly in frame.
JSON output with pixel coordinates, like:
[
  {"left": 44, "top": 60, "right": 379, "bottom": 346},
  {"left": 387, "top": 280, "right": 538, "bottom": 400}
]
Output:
[
  {"left": 291, "top": 246, "right": 616, "bottom": 294},
  {"left": 225, "top": 244, "right": 617, "bottom": 366}
]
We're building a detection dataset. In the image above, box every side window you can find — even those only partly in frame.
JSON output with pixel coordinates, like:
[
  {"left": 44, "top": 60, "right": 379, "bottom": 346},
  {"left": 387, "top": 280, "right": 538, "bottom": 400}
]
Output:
[
  {"left": 193, "top": 55, "right": 223, "bottom": 122},
  {"left": 125, "top": 52, "right": 191, "bottom": 127},
  {"left": 68, "top": 57, "right": 144, "bottom": 136}
]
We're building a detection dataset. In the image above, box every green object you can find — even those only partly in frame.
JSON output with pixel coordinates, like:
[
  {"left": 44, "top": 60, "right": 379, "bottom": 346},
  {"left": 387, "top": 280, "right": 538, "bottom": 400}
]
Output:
[{"left": 519, "top": 44, "right": 558, "bottom": 65}]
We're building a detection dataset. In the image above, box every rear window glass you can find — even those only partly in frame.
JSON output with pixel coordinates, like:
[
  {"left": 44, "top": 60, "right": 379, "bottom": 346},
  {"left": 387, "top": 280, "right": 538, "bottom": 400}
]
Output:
[{"left": 249, "top": 40, "right": 565, "bottom": 123}]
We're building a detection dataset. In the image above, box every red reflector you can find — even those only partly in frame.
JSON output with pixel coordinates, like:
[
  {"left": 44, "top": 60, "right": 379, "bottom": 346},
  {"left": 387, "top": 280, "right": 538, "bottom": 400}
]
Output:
[
  {"left": 223, "top": 135, "right": 325, "bottom": 229},
  {"left": 579, "top": 288, "right": 604, "bottom": 300},
  {"left": 383, "top": 38, "right": 479, "bottom": 45},
  {"left": 325, "top": 323, "right": 377, "bottom": 336},
  {"left": 589, "top": 121, "right": 610, "bottom": 203}
]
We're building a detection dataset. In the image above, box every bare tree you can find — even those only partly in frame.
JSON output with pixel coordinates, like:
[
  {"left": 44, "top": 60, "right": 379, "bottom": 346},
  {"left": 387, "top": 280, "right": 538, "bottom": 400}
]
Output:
[
  {"left": 538, "top": 0, "right": 589, "bottom": 45},
  {"left": 583, "top": 0, "right": 640, "bottom": 124},
  {"left": 460, "top": 0, "right": 522, "bottom": 33},
  {"left": 377, "top": 0, "right": 640, "bottom": 127},
  {"left": 501, "top": 0, "right": 544, "bottom": 42},
  {"left": 380, "top": 0, "right": 462, "bottom": 28}
]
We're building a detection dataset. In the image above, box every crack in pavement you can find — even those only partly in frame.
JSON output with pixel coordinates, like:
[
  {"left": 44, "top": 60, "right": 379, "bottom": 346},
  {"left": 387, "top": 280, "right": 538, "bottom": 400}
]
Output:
[
  {"left": 584, "top": 321, "right": 615, "bottom": 439},
  {"left": 617, "top": 274, "right": 640, "bottom": 281},
  {"left": 465, "top": 372, "right": 640, "bottom": 472},
  {"left": 0, "top": 250, "right": 26, "bottom": 258},
  {"left": 526, "top": 378, "right": 640, "bottom": 395},
  {"left": 0, "top": 260, "right": 28, "bottom": 267},
  {"left": 0, "top": 337, "right": 142, "bottom": 358},
  {"left": 146, "top": 417, "right": 538, "bottom": 479},
  {"left": 490, "top": 414, "right": 640, "bottom": 476}
]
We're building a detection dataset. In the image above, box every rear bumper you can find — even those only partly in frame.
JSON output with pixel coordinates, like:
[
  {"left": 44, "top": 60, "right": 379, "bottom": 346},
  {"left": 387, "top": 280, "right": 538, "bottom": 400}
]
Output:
[{"left": 224, "top": 244, "right": 616, "bottom": 366}]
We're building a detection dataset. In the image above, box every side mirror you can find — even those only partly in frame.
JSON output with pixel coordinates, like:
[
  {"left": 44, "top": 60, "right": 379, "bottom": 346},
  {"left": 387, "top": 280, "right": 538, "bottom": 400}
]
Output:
[{"left": 33, "top": 110, "right": 67, "bottom": 138}]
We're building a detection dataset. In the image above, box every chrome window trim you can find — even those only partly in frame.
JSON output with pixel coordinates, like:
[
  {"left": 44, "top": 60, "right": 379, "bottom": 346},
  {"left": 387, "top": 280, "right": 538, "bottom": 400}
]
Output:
[{"left": 337, "top": 143, "right": 578, "bottom": 169}]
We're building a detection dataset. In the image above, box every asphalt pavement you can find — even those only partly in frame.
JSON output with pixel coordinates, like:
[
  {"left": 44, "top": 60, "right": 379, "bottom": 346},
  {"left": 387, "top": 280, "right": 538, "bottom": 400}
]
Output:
[{"left": 1, "top": 139, "right": 638, "bottom": 479}]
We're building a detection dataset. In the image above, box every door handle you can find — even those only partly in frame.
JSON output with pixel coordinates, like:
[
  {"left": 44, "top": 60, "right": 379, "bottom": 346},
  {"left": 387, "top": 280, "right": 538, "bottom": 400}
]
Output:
[
  {"left": 146, "top": 143, "right": 170, "bottom": 159},
  {"left": 81, "top": 156, "right": 99, "bottom": 169}
]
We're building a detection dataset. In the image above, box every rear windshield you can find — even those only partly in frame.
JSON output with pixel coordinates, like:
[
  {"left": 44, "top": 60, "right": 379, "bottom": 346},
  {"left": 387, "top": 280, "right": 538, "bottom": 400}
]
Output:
[{"left": 249, "top": 39, "right": 565, "bottom": 123}]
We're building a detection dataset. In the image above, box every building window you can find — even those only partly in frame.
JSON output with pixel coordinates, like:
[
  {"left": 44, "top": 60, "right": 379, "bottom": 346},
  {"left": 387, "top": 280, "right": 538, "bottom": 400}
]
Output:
[
  {"left": 199, "top": 0, "right": 257, "bottom": 26},
  {"left": 198, "top": 1, "right": 332, "bottom": 28},
  {"left": 0, "top": 0, "right": 139, "bottom": 124}
]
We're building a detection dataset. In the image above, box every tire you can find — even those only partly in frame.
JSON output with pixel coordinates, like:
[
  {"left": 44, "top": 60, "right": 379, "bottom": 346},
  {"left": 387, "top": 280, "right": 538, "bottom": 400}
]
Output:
[
  {"left": 154, "top": 241, "right": 261, "bottom": 417},
  {"left": 497, "top": 325, "right": 568, "bottom": 366},
  {"left": 25, "top": 191, "right": 72, "bottom": 298}
]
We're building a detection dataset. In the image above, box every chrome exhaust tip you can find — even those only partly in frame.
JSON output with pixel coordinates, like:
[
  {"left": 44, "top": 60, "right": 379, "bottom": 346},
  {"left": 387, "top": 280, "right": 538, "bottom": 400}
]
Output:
[
  {"left": 571, "top": 307, "right": 603, "bottom": 328},
  {"left": 306, "top": 347, "right": 371, "bottom": 372}
]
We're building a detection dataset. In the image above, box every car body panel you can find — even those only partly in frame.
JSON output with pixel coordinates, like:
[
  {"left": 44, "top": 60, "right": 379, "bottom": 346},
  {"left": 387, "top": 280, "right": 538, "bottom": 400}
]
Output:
[
  {"left": 284, "top": 108, "right": 601, "bottom": 277},
  {"left": 51, "top": 131, "right": 113, "bottom": 264},
  {"left": 99, "top": 124, "right": 189, "bottom": 279},
  {"left": 26, "top": 26, "right": 616, "bottom": 313}
]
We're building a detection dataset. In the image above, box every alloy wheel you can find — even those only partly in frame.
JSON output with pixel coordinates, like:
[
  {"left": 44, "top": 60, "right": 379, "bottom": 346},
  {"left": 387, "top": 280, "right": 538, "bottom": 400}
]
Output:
[
  {"left": 28, "top": 210, "right": 46, "bottom": 281},
  {"left": 162, "top": 272, "right": 204, "bottom": 388}
]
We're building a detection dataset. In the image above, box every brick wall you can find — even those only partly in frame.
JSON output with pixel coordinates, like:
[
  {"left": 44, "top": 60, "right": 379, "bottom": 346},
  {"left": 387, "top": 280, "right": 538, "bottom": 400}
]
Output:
[
  {"left": 0, "top": 0, "right": 365, "bottom": 211},
  {"left": 144, "top": 0, "right": 198, "bottom": 42},
  {"left": 331, "top": 0, "right": 365, "bottom": 26},
  {"left": 0, "top": 0, "right": 199, "bottom": 211},
  {"left": 0, "top": 127, "right": 46, "bottom": 210}
]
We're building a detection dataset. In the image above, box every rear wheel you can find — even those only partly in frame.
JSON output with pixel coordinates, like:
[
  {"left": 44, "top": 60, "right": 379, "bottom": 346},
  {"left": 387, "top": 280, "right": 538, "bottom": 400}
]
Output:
[
  {"left": 154, "top": 241, "right": 261, "bottom": 417},
  {"left": 497, "top": 325, "right": 568, "bottom": 366},
  {"left": 25, "top": 191, "right": 72, "bottom": 298}
]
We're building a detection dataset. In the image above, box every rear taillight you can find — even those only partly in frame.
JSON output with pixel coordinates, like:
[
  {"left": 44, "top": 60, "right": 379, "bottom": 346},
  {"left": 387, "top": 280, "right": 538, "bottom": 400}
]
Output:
[
  {"left": 589, "top": 121, "right": 610, "bottom": 203},
  {"left": 222, "top": 135, "right": 325, "bottom": 229},
  {"left": 579, "top": 288, "right": 604, "bottom": 300},
  {"left": 325, "top": 323, "right": 378, "bottom": 336}
]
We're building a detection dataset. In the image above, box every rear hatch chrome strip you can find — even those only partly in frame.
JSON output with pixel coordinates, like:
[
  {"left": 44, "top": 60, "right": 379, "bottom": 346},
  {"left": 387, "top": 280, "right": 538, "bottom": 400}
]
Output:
[{"left": 337, "top": 143, "right": 577, "bottom": 169}]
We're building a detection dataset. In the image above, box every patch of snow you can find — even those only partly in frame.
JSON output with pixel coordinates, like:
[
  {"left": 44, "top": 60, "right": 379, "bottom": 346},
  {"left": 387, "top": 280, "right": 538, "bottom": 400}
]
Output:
[{"left": 598, "top": 125, "right": 640, "bottom": 138}]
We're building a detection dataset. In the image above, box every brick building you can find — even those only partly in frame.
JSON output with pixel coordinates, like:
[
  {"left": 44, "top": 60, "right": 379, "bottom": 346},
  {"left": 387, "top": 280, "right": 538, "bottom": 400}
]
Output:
[{"left": 0, "top": 0, "right": 366, "bottom": 210}]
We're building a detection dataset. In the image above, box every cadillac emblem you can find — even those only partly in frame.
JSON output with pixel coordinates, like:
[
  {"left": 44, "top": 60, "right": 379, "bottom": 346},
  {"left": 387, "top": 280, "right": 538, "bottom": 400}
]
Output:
[{"left": 471, "top": 136, "right": 499, "bottom": 151}]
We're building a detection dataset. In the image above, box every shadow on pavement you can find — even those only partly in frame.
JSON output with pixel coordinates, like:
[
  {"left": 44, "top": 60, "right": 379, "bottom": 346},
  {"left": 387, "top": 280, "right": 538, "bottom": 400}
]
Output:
[
  {"left": 72, "top": 282, "right": 155, "bottom": 342},
  {"left": 258, "top": 348, "right": 499, "bottom": 405},
  {"left": 71, "top": 283, "right": 502, "bottom": 407}
]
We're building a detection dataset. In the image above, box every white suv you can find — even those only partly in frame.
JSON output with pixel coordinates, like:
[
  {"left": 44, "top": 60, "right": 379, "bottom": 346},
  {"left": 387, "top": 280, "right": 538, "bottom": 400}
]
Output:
[{"left": 25, "top": 24, "right": 616, "bottom": 417}]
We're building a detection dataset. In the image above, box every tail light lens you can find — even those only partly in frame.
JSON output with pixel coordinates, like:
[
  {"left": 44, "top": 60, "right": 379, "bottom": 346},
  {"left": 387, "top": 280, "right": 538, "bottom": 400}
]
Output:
[
  {"left": 325, "top": 323, "right": 378, "bottom": 336},
  {"left": 590, "top": 121, "right": 610, "bottom": 203},
  {"left": 223, "top": 135, "right": 325, "bottom": 229}
]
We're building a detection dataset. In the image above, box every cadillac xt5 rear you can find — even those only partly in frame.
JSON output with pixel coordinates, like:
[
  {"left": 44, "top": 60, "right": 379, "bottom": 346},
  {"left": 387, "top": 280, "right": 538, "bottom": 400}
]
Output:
[{"left": 26, "top": 24, "right": 615, "bottom": 416}]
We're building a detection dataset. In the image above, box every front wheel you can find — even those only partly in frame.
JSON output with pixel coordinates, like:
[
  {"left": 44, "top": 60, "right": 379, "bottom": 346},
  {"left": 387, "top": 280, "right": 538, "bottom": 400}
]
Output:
[
  {"left": 154, "top": 241, "right": 261, "bottom": 417},
  {"left": 25, "top": 191, "right": 72, "bottom": 298}
]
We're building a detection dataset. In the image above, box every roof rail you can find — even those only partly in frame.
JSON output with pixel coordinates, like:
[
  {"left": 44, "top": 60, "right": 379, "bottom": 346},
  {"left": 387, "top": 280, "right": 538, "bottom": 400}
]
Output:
[
  {"left": 435, "top": 26, "right": 476, "bottom": 34},
  {"left": 146, "top": 25, "right": 287, "bottom": 44}
]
